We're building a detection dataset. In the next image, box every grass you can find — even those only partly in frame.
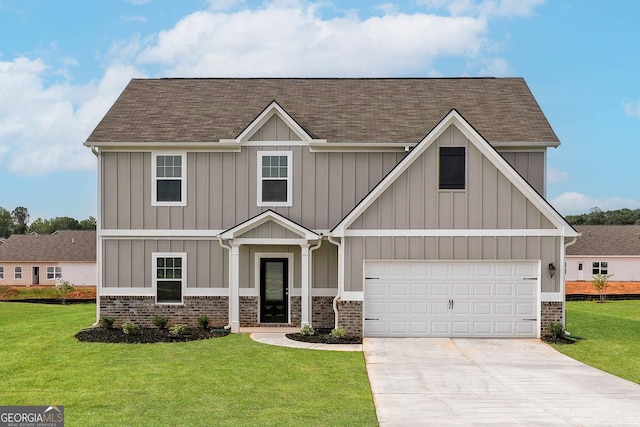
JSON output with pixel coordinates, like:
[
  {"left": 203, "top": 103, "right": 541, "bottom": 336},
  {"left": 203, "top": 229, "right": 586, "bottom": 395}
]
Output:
[
  {"left": 0, "top": 303, "right": 377, "bottom": 426},
  {"left": 550, "top": 300, "right": 640, "bottom": 384}
]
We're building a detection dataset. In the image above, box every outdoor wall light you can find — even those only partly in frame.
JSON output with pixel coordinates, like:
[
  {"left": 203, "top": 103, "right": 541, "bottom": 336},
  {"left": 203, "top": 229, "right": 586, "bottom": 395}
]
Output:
[{"left": 548, "top": 263, "right": 556, "bottom": 278}]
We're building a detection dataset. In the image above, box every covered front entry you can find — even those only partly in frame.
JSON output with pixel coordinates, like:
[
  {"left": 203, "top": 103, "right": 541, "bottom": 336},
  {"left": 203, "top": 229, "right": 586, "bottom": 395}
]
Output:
[
  {"left": 364, "top": 261, "right": 539, "bottom": 338},
  {"left": 259, "top": 258, "right": 289, "bottom": 323}
]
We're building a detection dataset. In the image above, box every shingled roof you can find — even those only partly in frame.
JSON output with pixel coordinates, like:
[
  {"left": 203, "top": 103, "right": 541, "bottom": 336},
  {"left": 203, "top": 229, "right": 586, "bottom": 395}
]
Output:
[
  {"left": 567, "top": 225, "right": 640, "bottom": 256},
  {"left": 85, "top": 78, "right": 559, "bottom": 145},
  {"left": 0, "top": 230, "right": 96, "bottom": 262}
]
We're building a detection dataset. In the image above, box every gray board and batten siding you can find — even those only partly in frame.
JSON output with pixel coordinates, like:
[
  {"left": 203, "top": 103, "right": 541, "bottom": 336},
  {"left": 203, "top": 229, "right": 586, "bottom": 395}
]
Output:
[{"left": 343, "top": 124, "right": 559, "bottom": 294}]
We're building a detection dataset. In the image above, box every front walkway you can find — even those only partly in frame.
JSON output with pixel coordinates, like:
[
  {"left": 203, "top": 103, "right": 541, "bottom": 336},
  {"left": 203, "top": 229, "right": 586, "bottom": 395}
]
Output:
[
  {"left": 364, "top": 338, "right": 640, "bottom": 426},
  {"left": 248, "top": 330, "right": 362, "bottom": 352}
]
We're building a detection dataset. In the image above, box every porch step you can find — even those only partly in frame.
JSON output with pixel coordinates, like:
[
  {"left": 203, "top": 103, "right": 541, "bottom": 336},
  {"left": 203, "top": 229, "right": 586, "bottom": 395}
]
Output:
[{"left": 240, "top": 326, "right": 300, "bottom": 333}]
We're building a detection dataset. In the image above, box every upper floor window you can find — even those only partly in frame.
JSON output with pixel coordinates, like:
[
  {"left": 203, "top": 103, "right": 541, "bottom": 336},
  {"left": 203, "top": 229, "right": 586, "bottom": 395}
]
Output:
[
  {"left": 152, "top": 153, "right": 187, "bottom": 206},
  {"left": 439, "top": 147, "right": 465, "bottom": 190},
  {"left": 592, "top": 261, "right": 608, "bottom": 275},
  {"left": 47, "top": 266, "right": 62, "bottom": 280},
  {"left": 153, "top": 252, "right": 186, "bottom": 304},
  {"left": 257, "top": 151, "right": 292, "bottom": 207},
  {"left": 14, "top": 266, "right": 22, "bottom": 280}
]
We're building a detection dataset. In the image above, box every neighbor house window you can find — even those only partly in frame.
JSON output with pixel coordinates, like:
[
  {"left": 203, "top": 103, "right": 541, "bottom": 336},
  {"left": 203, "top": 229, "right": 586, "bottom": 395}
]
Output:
[
  {"left": 592, "top": 261, "right": 608, "bottom": 275},
  {"left": 14, "top": 267, "right": 22, "bottom": 280},
  {"left": 439, "top": 147, "right": 465, "bottom": 190},
  {"left": 257, "top": 151, "right": 292, "bottom": 206},
  {"left": 153, "top": 253, "right": 186, "bottom": 304},
  {"left": 0, "top": 266, "right": 4, "bottom": 280},
  {"left": 152, "top": 153, "right": 187, "bottom": 206},
  {"left": 47, "top": 266, "right": 62, "bottom": 280}
]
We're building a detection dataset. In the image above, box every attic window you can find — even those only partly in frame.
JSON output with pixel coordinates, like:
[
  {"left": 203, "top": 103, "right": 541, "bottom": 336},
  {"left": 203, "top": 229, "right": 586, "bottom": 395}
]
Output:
[
  {"left": 152, "top": 153, "right": 187, "bottom": 207},
  {"left": 257, "top": 151, "right": 292, "bottom": 207},
  {"left": 439, "top": 147, "right": 465, "bottom": 190}
]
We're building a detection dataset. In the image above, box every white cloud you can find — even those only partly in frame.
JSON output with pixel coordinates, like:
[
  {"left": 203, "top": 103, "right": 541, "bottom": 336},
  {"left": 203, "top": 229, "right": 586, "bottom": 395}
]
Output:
[
  {"left": 551, "top": 192, "right": 640, "bottom": 216},
  {"left": 127, "top": 0, "right": 152, "bottom": 5},
  {"left": 121, "top": 15, "right": 148, "bottom": 22},
  {"left": 623, "top": 99, "right": 640, "bottom": 118},
  {"left": 418, "top": 0, "right": 545, "bottom": 18},
  {"left": 207, "top": 0, "right": 245, "bottom": 12},
  {"left": 135, "top": 3, "right": 487, "bottom": 77},
  {"left": 547, "top": 167, "right": 569, "bottom": 183},
  {"left": 0, "top": 57, "right": 142, "bottom": 175}
]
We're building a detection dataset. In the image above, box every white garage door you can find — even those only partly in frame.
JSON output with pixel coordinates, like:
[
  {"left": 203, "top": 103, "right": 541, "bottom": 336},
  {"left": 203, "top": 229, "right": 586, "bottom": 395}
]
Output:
[{"left": 364, "top": 261, "right": 539, "bottom": 338}]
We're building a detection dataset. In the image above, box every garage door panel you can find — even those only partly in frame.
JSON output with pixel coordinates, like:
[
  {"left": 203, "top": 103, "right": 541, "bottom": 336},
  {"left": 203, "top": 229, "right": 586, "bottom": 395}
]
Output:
[{"left": 364, "top": 261, "right": 539, "bottom": 338}]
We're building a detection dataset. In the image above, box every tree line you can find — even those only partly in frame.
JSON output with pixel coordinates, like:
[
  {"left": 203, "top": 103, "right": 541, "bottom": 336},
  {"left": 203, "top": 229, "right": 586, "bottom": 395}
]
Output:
[
  {"left": 0, "top": 206, "right": 96, "bottom": 238},
  {"left": 565, "top": 207, "right": 640, "bottom": 225}
]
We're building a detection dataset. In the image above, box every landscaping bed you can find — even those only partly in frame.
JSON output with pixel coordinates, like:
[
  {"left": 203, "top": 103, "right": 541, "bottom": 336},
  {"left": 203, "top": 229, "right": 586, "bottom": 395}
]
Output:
[
  {"left": 286, "top": 328, "right": 362, "bottom": 344},
  {"left": 76, "top": 326, "right": 229, "bottom": 343}
]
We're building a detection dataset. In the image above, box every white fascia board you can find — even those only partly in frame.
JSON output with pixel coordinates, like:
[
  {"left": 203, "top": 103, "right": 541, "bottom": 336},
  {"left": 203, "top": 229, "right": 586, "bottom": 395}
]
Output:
[
  {"left": 102, "top": 229, "right": 223, "bottom": 239},
  {"left": 219, "top": 210, "right": 319, "bottom": 240},
  {"left": 343, "top": 229, "right": 564, "bottom": 237},
  {"left": 101, "top": 287, "right": 154, "bottom": 296},
  {"left": 236, "top": 101, "right": 312, "bottom": 143},
  {"left": 341, "top": 291, "right": 363, "bottom": 301},
  {"left": 309, "top": 142, "right": 413, "bottom": 152},
  {"left": 541, "top": 292, "right": 563, "bottom": 302},
  {"left": 233, "top": 238, "right": 309, "bottom": 246},
  {"left": 85, "top": 142, "right": 241, "bottom": 152},
  {"left": 491, "top": 141, "right": 560, "bottom": 149},
  {"left": 185, "top": 288, "right": 229, "bottom": 296}
]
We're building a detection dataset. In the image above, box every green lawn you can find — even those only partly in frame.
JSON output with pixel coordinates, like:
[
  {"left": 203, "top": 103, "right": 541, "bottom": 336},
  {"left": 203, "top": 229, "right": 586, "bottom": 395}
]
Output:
[
  {"left": 0, "top": 303, "right": 377, "bottom": 426},
  {"left": 550, "top": 300, "right": 640, "bottom": 384}
]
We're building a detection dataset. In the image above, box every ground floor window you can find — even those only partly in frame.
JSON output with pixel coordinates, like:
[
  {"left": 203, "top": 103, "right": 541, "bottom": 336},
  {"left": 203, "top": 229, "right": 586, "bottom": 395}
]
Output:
[
  {"left": 592, "top": 261, "right": 608, "bottom": 275},
  {"left": 153, "top": 253, "right": 186, "bottom": 304},
  {"left": 47, "top": 266, "right": 62, "bottom": 280},
  {"left": 14, "top": 266, "right": 22, "bottom": 280},
  {"left": 0, "top": 266, "right": 3, "bottom": 279}
]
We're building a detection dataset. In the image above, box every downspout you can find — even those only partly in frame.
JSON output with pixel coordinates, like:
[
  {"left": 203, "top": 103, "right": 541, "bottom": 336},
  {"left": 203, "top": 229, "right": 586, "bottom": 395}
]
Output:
[
  {"left": 217, "top": 237, "right": 233, "bottom": 330},
  {"left": 562, "top": 235, "right": 579, "bottom": 333},
  {"left": 90, "top": 146, "right": 101, "bottom": 327},
  {"left": 327, "top": 235, "right": 342, "bottom": 329},
  {"left": 306, "top": 237, "right": 323, "bottom": 327}
]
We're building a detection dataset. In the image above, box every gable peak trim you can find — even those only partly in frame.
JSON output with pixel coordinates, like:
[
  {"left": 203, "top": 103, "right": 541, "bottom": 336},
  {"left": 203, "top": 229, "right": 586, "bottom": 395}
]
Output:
[
  {"left": 219, "top": 209, "right": 320, "bottom": 240},
  {"left": 233, "top": 100, "right": 313, "bottom": 144}
]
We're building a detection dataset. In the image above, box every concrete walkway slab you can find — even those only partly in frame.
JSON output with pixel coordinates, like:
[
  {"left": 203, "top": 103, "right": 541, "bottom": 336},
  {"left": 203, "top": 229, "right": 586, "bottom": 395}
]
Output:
[
  {"left": 250, "top": 332, "right": 362, "bottom": 352},
  {"left": 364, "top": 338, "right": 640, "bottom": 426}
]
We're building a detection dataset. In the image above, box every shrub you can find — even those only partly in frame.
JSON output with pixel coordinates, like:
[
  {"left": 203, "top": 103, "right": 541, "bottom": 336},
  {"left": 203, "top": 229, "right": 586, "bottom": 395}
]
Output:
[
  {"left": 169, "top": 324, "right": 188, "bottom": 336},
  {"left": 330, "top": 326, "right": 346, "bottom": 339},
  {"left": 55, "top": 279, "right": 75, "bottom": 303},
  {"left": 197, "top": 315, "right": 210, "bottom": 330},
  {"left": 152, "top": 315, "right": 169, "bottom": 329},
  {"left": 122, "top": 321, "right": 138, "bottom": 335},
  {"left": 100, "top": 316, "right": 115, "bottom": 329},
  {"left": 300, "top": 325, "right": 315, "bottom": 336},
  {"left": 546, "top": 322, "right": 565, "bottom": 339},
  {"left": 592, "top": 273, "right": 613, "bottom": 303}
]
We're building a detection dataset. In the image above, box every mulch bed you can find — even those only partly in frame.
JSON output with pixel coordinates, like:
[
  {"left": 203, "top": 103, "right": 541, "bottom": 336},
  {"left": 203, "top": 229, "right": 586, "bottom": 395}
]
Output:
[
  {"left": 75, "top": 327, "right": 229, "bottom": 344},
  {"left": 286, "top": 328, "right": 362, "bottom": 345},
  {"left": 542, "top": 336, "right": 576, "bottom": 345}
]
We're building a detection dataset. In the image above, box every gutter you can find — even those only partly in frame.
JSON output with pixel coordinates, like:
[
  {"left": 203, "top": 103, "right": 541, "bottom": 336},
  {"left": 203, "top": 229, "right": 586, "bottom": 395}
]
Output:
[
  {"left": 562, "top": 235, "right": 579, "bottom": 333},
  {"left": 217, "top": 237, "right": 233, "bottom": 330}
]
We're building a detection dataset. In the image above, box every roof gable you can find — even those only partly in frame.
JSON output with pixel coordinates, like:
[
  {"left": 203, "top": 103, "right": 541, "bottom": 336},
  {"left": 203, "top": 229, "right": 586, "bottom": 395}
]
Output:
[
  {"left": 85, "top": 78, "right": 559, "bottom": 146},
  {"left": 219, "top": 210, "right": 319, "bottom": 240},
  {"left": 331, "top": 110, "right": 577, "bottom": 237},
  {"left": 233, "top": 101, "right": 310, "bottom": 143}
]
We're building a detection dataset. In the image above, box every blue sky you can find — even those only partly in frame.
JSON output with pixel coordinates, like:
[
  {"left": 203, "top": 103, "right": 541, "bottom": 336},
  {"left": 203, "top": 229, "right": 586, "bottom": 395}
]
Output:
[{"left": 0, "top": 0, "right": 639, "bottom": 221}]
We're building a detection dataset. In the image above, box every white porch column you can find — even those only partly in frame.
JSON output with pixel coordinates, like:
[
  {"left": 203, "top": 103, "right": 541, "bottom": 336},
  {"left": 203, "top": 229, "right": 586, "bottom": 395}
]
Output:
[
  {"left": 229, "top": 244, "right": 240, "bottom": 333},
  {"left": 300, "top": 244, "right": 310, "bottom": 327}
]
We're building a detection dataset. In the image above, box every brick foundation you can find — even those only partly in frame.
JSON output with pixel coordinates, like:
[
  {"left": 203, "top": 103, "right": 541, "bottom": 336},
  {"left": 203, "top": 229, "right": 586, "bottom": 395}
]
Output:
[
  {"left": 541, "top": 301, "right": 564, "bottom": 337},
  {"left": 239, "top": 296, "right": 258, "bottom": 326},
  {"left": 100, "top": 296, "right": 228, "bottom": 328},
  {"left": 337, "top": 300, "right": 363, "bottom": 337},
  {"left": 290, "top": 296, "right": 301, "bottom": 327},
  {"left": 312, "top": 296, "right": 335, "bottom": 329}
]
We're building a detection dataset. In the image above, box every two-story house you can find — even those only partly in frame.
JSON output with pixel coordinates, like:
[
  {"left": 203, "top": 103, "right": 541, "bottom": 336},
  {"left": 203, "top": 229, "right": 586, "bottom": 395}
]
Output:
[{"left": 85, "top": 78, "right": 578, "bottom": 337}]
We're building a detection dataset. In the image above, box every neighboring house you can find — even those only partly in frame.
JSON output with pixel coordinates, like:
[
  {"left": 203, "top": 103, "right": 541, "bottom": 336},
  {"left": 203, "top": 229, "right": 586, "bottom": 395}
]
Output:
[
  {"left": 566, "top": 225, "right": 640, "bottom": 282},
  {"left": 0, "top": 230, "right": 96, "bottom": 286},
  {"left": 84, "top": 78, "right": 578, "bottom": 338}
]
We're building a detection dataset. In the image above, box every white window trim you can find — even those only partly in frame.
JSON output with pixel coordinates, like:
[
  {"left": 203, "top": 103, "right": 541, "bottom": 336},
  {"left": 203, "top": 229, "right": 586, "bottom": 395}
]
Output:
[
  {"left": 151, "top": 152, "right": 187, "bottom": 207},
  {"left": 14, "top": 266, "right": 22, "bottom": 280},
  {"left": 152, "top": 252, "right": 187, "bottom": 305},
  {"left": 257, "top": 151, "right": 292, "bottom": 207},
  {"left": 46, "top": 266, "right": 62, "bottom": 280},
  {"left": 254, "top": 252, "right": 294, "bottom": 324}
]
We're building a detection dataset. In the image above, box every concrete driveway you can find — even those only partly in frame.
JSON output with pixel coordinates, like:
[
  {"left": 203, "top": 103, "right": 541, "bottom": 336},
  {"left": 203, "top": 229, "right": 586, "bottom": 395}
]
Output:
[{"left": 364, "top": 338, "right": 640, "bottom": 426}]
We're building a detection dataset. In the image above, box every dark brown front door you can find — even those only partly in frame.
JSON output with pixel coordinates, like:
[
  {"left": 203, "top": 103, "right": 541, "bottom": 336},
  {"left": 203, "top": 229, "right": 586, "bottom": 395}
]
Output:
[{"left": 260, "top": 258, "right": 288, "bottom": 323}]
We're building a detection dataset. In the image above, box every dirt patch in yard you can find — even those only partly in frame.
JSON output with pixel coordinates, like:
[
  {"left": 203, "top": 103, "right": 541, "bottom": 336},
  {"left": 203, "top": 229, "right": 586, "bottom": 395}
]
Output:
[{"left": 566, "top": 281, "right": 640, "bottom": 295}]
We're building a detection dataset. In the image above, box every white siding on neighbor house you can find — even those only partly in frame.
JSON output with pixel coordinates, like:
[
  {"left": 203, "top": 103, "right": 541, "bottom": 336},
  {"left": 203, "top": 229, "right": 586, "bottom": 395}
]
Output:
[
  {"left": 566, "top": 256, "right": 640, "bottom": 282},
  {"left": 59, "top": 262, "right": 96, "bottom": 286}
]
